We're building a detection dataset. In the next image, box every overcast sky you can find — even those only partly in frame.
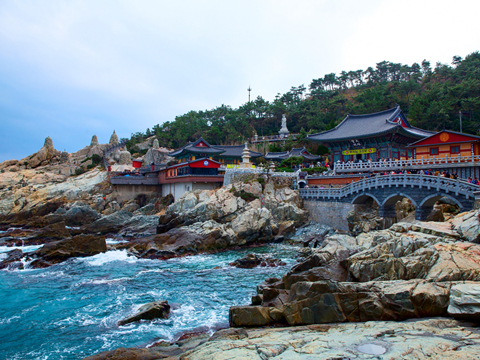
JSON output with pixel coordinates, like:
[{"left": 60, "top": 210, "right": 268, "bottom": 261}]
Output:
[{"left": 1, "top": 0, "right": 479, "bottom": 161}]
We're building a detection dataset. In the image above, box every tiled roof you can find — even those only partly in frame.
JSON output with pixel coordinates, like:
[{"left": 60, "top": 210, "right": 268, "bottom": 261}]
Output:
[
  {"left": 265, "top": 147, "right": 320, "bottom": 161},
  {"left": 215, "top": 145, "right": 263, "bottom": 158},
  {"left": 307, "top": 106, "right": 433, "bottom": 142},
  {"left": 168, "top": 137, "right": 225, "bottom": 157}
]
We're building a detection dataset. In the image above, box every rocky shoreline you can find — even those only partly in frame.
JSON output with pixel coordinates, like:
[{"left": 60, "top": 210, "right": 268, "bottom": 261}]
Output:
[{"left": 2, "top": 147, "right": 480, "bottom": 359}]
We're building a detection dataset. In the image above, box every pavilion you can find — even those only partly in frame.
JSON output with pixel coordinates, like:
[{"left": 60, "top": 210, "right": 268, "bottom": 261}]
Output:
[{"left": 307, "top": 106, "right": 433, "bottom": 162}]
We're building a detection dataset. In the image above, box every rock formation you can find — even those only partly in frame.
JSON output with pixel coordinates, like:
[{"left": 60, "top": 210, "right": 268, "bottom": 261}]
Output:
[
  {"left": 118, "top": 300, "right": 170, "bottom": 326},
  {"left": 152, "top": 138, "right": 159, "bottom": 149},
  {"left": 90, "top": 135, "right": 99, "bottom": 146},
  {"left": 142, "top": 147, "right": 172, "bottom": 166},
  {"left": 19, "top": 136, "right": 62, "bottom": 169},
  {"left": 229, "top": 216, "right": 480, "bottom": 328},
  {"left": 109, "top": 130, "right": 119, "bottom": 145},
  {"left": 117, "top": 150, "right": 132, "bottom": 165}
]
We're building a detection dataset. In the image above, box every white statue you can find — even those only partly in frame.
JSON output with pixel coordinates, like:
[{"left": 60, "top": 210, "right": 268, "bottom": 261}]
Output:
[{"left": 279, "top": 114, "right": 289, "bottom": 137}]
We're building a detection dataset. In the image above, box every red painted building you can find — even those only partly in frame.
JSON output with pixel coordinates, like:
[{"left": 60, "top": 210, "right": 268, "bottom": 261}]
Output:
[
  {"left": 158, "top": 158, "right": 224, "bottom": 199},
  {"left": 408, "top": 130, "right": 480, "bottom": 159}
]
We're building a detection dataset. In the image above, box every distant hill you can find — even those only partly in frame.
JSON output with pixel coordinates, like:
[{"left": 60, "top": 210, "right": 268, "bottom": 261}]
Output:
[{"left": 125, "top": 51, "right": 480, "bottom": 152}]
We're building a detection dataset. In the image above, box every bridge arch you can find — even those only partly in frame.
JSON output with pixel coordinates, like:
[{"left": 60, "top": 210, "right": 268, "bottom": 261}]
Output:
[
  {"left": 381, "top": 193, "right": 418, "bottom": 208},
  {"left": 419, "top": 193, "right": 464, "bottom": 210},
  {"left": 351, "top": 193, "right": 381, "bottom": 206}
]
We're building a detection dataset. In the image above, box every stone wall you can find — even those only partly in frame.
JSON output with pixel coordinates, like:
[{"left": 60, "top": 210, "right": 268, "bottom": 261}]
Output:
[
  {"left": 225, "top": 171, "right": 294, "bottom": 188},
  {"left": 114, "top": 184, "right": 161, "bottom": 202},
  {"left": 303, "top": 200, "right": 357, "bottom": 231}
]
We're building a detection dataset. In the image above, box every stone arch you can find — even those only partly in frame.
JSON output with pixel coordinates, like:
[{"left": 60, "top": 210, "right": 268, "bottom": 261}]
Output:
[
  {"left": 382, "top": 193, "right": 418, "bottom": 208},
  {"left": 298, "top": 180, "right": 306, "bottom": 189},
  {"left": 351, "top": 193, "right": 381, "bottom": 206},
  {"left": 419, "top": 193, "right": 464, "bottom": 210}
]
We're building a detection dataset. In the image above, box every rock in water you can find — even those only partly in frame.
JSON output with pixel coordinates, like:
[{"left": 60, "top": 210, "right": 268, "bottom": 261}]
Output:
[
  {"left": 229, "top": 253, "right": 286, "bottom": 268},
  {"left": 30, "top": 234, "right": 107, "bottom": 267},
  {"left": 90, "top": 135, "right": 99, "bottom": 146},
  {"left": 118, "top": 300, "right": 170, "bottom": 326},
  {"left": 109, "top": 130, "right": 119, "bottom": 145},
  {"left": 448, "top": 283, "right": 480, "bottom": 321}
]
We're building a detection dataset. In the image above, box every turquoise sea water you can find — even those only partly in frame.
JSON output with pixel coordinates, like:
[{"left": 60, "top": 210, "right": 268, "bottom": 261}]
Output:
[{"left": 0, "top": 244, "right": 298, "bottom": 360}]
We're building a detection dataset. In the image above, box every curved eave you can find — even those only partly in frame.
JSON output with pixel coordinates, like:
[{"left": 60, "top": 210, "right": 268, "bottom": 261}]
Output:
[{"left": 307, "top": 125, "right": 428, "bottom": 143}]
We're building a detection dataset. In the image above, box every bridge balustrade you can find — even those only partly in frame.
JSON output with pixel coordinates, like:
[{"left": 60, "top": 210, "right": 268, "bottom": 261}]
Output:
[
  {"left": 300, "top": 174, "right": 480, "bottom": 200},
  {"left": 335, "top": 155, "right": 480, "bottom": 173}
]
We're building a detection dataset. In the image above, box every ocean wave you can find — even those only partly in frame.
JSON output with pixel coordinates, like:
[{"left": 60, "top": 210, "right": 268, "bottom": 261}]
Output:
[
  {"left": 0, "top": 244, "right": 44, "bottom": 253},
  {"left": 81, "top": 250, "right": 138, "bottom": 266},
  {"left": 105, "top": 238, "right": 129, "bottom": 245}
]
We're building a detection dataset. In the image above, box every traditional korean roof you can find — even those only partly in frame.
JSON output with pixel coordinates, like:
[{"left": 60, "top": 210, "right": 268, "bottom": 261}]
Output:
[
  {"left": 408, "top": 130, "right": 480, "bottom": 147},
  {"left": 215, "top": 145, "right": 263, "bottom": 158},
  {"left": 265, "top": 147, "right": 320, "bottom": 161},
  {"left": 169, "top": 138, "right": 263, "bottom": 159},
  {"left": 164, "top": 157, "right": 222, "bottom": 170},
  {"left": 307, "top": 106, "right": 433, "bottom": 143},
  {"left": 168, "top": 138, "right": 225, "bottom": 157}
]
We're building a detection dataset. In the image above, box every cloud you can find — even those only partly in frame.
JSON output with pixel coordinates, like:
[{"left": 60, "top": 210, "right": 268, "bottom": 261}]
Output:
[{"left": 0, "top": 0, "right": 479, "bottom": 161}]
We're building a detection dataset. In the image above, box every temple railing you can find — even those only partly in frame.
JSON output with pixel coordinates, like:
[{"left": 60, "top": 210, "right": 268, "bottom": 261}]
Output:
[
  {"left": 335, "top": 155, "right": 480, "bottom": 173},
  {"left": 250, "top": 133, "right": 299, "bottom": 143},
  {"left": 299, "top": 174, "right": 480, "bottom": 200}
]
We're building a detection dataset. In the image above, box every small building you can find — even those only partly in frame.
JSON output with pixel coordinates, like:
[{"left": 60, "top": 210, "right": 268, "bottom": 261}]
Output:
[
  {"left": 408, "top": 130, "right": 480, "bottom": 159},
  {"left": 168, "top": 138, "right": 262, "bottom": 166},
  {"left": 307, "top": 106, "right": 433, "bottom": 162},
  {"left": 159, "top": 158, "right": 224, "bottom": 200},
  {"left": 265, "top": 147, "right": 321, "bottom": 166}
]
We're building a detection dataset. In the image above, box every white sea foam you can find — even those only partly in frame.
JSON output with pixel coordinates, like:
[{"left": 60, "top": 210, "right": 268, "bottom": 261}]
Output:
[
  {"left": 65, "top": 226, "right": 80, "bottom": 230},
  {"left": 105, "top": 238, "right": 128, "bottom": 245},
  {"left": 77, "top": 277, "right": 130, "bottom": 286},
  {"left": 0, "top": 244, "right": 43, "bottom": 253},
  {"left": 82, "top": 250, "right": 137, "bottom": 266}
]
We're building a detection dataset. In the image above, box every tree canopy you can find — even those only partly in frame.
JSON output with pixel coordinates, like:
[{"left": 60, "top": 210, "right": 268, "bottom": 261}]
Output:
[{"left": 124, "top": 51, "right": 480, "bottom": 150}]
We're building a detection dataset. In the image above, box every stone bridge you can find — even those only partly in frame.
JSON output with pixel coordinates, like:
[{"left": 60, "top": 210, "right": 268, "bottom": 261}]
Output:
[{"left": 300, "top": 174, "right": 480, "bottom": 220}]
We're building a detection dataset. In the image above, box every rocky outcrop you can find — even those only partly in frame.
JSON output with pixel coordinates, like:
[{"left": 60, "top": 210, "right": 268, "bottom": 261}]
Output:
[
  {"left": 118, "top": 300, "right": 170, "bottom": 326},
  {"left": 230, "top": 213, "right": 480, "bottom": 328},
  {"left": 150, "top": 181, "right": 307, "bottom": 257},
  {"left": 19, "top": 136, "right": 62, "bottom": 169},
  {"left": 90, "top": 135, "right": 99, "bottom": 146},
  {"left": 109, "top": 130, "right": 119, "bottom": 145},
  {"left": 448, "top": 283, "right": 480, "bottom": 320},
  {"left": 142, "top": 147, "right": 172, "bottom": 166},
  {"left": 84, "top": 318, "right": 480, "bottom": 360}
]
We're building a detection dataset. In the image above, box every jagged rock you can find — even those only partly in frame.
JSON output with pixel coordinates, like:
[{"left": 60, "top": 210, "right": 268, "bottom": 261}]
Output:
[
  {"left": 90, "top": 135, "right": 99, "bottom": 146},
  {"left": 0, "top": 249, "right": 24, "bottom": 269},
  {"left": 118, "top": 300, "right": 170, "bottom": 326},
  {"left": 229, "top": 253, "right": 286, "bottom": 268},
  {"left": 152, "top": 138, "right": 159, "bottom": 149},
  {"left": 142, "top": 148, "right": 172, "bottom": 166},
  {"left": 63, "top": 206, "right": 101, "bottom": 226},
  {"left": 448, "top": 283, "right": 480, "bottom": 321},
  {"left": 452, "top": 210, "right": 480, "bottom": 243},
  {"left": 109, "top": 130, "right": 119, "bottom": 145},
  {"left": 29, "top": 234, "right": 106, "bottom": 268},
  {"left": 59, "top": 151, "right": 70, "bottom": 163},
  {"left": 427, "top": 203, "right": 445, "bottom": 222},
  {"left": 84, "top": 210, "right": 133, "bottom": 234}
]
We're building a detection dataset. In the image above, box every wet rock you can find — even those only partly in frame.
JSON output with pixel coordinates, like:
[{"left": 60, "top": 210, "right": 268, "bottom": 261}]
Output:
[
  {"left": 29, "top": 234, "right": 106, "bottom": 267},
  {"left": 229, "top": 253, "right": 286, "bottom": 268},
  {"left": 118, "top": 300, "right": 170, "bottom": 326},
  {"left": 63, "top": 206, "right": 101, "bottom": 226},
  {"left": 229, "top": 306, "right": 274, "bottom": 327},
  {"left": 83, "top": 210, "right": 133, "bottom": 234},
  {"left": 0, "top": 249, "right": 24, "bottom": 269}
]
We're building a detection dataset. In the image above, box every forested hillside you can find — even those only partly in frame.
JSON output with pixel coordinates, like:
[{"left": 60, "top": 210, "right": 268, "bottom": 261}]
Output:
[{"left": 125, "top": 51, "right": 480, "bottom": 151}]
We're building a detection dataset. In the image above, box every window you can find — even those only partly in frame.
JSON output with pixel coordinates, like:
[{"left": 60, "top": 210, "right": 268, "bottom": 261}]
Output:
[
  {"left": 451, "top": 146, "right": 460, "bottom": 154},
  {"left": 430, "top": 147, "right": 439, "bottom": 156}
]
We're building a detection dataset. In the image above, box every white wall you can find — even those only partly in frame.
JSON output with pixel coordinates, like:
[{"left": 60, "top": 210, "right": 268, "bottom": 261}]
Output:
[{"left": 162, "top": 182, "right": 221, "bottom": 201}]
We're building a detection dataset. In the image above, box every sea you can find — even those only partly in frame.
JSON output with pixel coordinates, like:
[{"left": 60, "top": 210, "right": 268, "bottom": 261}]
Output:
[{"left": 0, "top": 237, "right": 299, "bottom": 360}]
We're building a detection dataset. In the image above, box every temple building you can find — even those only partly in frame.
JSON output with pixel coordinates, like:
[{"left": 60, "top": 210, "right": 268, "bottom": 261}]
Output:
[
  {"left": 265, "top": 147, "right": 321, "bottom": 166},
  {"left": 168, "top": 138, "right": 262, "bottom": 166},
  {"left": 307, "top": 106, "right": 433, "bottom": 162},
  {"left": 407, "top": 130, "right": 480, "bottom": 159},
  {"left": 159, "top": 158, "right": 224, "bottom": 199}
]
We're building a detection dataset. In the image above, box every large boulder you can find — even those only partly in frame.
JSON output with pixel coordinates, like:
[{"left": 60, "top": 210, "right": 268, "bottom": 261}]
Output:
[
  {"left": 29, "top": 234, "right": 106, "bottom": 267},
  {"left": 84, "top": 210, "right": 133, "bottom": 234},
  {"left": 447, "top": 282, "right": 480, "bottom": 321},
  {"left": 118, "top": 300, "right": 170, "bottom": 326}
]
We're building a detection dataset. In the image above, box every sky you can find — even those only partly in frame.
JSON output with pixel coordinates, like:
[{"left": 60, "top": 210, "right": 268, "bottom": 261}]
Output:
[{"left": 1, "top": 0, "right": 479, "bottom": 162}]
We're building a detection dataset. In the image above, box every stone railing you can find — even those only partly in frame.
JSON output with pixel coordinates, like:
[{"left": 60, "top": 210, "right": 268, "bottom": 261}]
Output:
[
  {"left": 223, "top": 167, "right": 299, "bottom": 186},
  {"left": 335, "top": 155, "right": 480, "bottom": 173},
  {"left": 249, "top": 133, "right": 299, "bottom": 143},
  {"left": 300, "top": 174, "right": 480, "bottom": 200}
]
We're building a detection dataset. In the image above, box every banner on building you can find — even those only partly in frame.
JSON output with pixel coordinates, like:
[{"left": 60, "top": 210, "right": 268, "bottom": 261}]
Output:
[{"left": 342, "top": 148, "right": 376, "bottom": 155}]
